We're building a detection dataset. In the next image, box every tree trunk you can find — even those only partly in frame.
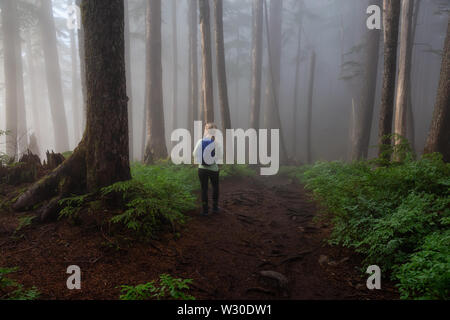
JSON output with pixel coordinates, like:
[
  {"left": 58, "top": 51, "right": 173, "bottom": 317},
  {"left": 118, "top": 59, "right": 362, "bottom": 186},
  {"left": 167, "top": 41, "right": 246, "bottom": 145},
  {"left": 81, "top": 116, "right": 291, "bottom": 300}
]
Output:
[
  {"left": 70, "top": 18, "right": 81, "bottom": 145},
  {"left": 394, "top": 0, "right": 414, "bottom": 156},
  {"left": 76, "top": 0, "right": 87, "bottom": 132},
  {"left": 250, "top": 0, "right": 263, "bottom": 130},
  {"left": 14, "top": 0, "right": 131, "bottom": 215},
  {"left": 199, "top": 0, "right": 215, "bottom": 123},
  {"left": 1, "top": 0, "right": 18, "bottom": 159},
  {"left": 350, "top": 0, "right": 382, "bottom": 161},
  {"left": 378, "top": 0, "right": 401, "bottom": 159},
  {"left": 424, "top": 18, "right": 450, "bottom": 162},
  {"left": 39, "top": 0, "right": 70, "bottom": 153},
  {"left": 125, "top": 0, "right": 134, "bottom": 160},
  {"left": 292, "top": 14, "right": 303, "bottom": 160},
  {"left": 263, "top": 0, "right": 287, "bottom": 162},
  {"left": 188, "top": 0, "right": 199, "bottom": 133},
  {"left": 15, "top": 19, "right": 28, "bottom": 156},
  {"left": 25, "top": 35, "right": 42, "bottom": 146},
  {"left": 306, "top": 51, "right": 316, "bottom": 164},
  {"left": 213, "top": 0, "right": 232, "bottom": 132},
  {"left": 172, "top": 0, "right": 178, "bottom": 132},
  {"left": 144, "top": 0, "right": 168, "bottom": 164}
]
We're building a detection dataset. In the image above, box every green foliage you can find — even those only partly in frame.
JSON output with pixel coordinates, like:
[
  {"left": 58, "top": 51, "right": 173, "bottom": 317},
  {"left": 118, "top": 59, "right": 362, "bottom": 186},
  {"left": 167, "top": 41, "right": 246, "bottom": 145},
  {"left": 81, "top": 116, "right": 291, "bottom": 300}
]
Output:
[
  {"left": 119, "top": 274, "right": 195, "bottom": 300},
  {"left": 0, "top": 267, "right": 40, "bottom": 300},
  {"left": 102, "top": 164, "right": 198, "bottom": 238},
  {"left": 14, "top": 215, "right": 35, "bottom": 234},
  {"left": 220, "top": 164, "right": 256, "bottom": 179},
  {"left": 58, "top": 194, "right": 91, "bottom": 220},
  {"left": 62, "top": 151, "right": 73, "bottom": 159},
  {"left": 297, "top": 153, "right": 449, "bottom": 300}
]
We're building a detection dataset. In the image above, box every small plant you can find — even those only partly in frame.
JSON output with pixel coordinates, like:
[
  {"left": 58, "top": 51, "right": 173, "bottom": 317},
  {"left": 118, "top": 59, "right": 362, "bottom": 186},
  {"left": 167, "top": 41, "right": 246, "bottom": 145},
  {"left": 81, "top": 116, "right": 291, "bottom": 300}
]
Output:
[
  {"left": 14, "top": 215, "right": 36, "bottom": 234},
  {"left": 58, "top": 194, "right": 91, "bottom": 220},
  {"left": 119, "top": 274, "right": 195, "bottom": 300},
  {"left": 0, "top": 267, "right": 40, "bottom": 300}
]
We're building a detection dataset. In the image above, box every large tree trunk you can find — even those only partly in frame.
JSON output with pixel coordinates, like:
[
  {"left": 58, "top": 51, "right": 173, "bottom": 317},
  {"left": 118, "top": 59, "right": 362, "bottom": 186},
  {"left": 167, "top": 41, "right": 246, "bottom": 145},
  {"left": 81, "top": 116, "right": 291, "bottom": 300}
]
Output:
[
  {"left": 250, "top": 0, "right": 264, "bottom": 130},
  {"left": 188, "top": 0, "right": 199, "bottom": 133},
  {"left": 14, "top": 0, "right": 131, "bottom": 216},
  {"left": 39, "top": 0, "right": 70, "bottom": 153},
  {"left": 70, "top": 19, "right": 81, "bottom": 145},
  {"left": 424, "top": 18, "right": 450, "bottom": 162},
  {"left": 350, "top": 0, "right": 382, "bottom": 161},
  {"left": 306, "top": 51, "right": 316, "bottom": 165},
  {"left": 393, "top": 0, "right": 414, "bottom": 157},
  {"left": 263, "top": 0, "right": 287, "bottom": 162},
  {"left": 15, "top": 19, "right": 28, "bottom": 156},
  {"left": 144, "top": 0, "right": 168, "bottom": 164},
  {"left": 378, "top": 0, "right": 401, "bottom": 159},
  {"left": 124, "top": 0, "right": 134, "bottom": 160},
  {"left": 213, "top": 0, "right": 232, "bottom": 132},
  {"left": 172, "top": 0, "right": 178, "bottom": 132},
  {"left": 199, "top": 0, "right": 215, "bottom": 123},
  {"left": 1, "top": 0, "right": 18, "bottom": 159}
]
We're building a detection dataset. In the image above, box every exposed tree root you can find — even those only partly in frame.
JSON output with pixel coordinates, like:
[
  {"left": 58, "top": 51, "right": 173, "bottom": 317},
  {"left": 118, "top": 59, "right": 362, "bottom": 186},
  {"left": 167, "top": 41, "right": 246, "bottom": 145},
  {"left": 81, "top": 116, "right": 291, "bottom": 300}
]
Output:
[{"left": 13, "top": 144, "right": 87, "bottom": 217}]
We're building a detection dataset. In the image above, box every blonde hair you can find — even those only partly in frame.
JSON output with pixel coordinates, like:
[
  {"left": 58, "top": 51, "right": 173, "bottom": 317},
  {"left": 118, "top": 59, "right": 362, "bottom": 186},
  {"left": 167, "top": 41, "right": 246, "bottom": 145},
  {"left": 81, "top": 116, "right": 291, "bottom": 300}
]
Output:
[{"left": 204, "top": 123, "right": 218, "bottom": 139}]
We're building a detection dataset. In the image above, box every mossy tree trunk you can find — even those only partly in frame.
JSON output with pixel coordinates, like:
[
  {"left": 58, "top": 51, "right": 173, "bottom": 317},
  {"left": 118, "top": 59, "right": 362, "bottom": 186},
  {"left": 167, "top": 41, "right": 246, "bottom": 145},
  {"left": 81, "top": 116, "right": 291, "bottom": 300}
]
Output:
[{"left": 14, "top": 0, "right": 131, "bottom": 216}]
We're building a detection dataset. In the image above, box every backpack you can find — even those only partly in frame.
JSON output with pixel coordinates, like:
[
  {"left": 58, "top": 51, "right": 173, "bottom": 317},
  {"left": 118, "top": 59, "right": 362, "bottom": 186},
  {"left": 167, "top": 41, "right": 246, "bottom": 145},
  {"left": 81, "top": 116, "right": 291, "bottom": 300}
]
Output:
[{"left": 201, "top": 138, "right": 216, "bottom": 166}]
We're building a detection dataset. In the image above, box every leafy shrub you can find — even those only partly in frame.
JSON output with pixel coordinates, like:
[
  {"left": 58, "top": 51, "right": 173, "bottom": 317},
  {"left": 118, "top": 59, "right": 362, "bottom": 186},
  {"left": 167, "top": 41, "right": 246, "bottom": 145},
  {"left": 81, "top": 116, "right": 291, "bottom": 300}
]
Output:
[
  {"left": 0, "top": 267, "right": 39, "bottom": 300},
  {"left": 119, "top": 274, "right": 194, "bottom": 300},
  {"left": 297, "top": 153, "right": 449, "bottom": 299}
]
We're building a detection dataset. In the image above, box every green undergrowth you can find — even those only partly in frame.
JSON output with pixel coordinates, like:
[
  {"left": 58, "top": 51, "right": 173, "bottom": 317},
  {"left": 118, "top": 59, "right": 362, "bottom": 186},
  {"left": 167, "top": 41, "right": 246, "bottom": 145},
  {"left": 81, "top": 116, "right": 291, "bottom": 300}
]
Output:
[
  {"left": 0, "top": 267, "right": 40, "bottom": 300},
  {"left": 118, "top": 274, "right": 195, "bottom": 300},
  {"left": 58, "top": 163, "right": 255, "bottom": 239},
  {"left": 283, "top": 153, "right": 449, "bottom": 300}
]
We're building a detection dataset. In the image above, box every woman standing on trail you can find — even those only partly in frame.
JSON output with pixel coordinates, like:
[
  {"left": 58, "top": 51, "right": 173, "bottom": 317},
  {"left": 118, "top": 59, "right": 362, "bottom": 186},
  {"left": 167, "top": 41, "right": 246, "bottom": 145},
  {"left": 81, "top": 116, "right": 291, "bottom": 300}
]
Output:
[{"left": 193, "top": 123, "right": 223, "bottom": 216}]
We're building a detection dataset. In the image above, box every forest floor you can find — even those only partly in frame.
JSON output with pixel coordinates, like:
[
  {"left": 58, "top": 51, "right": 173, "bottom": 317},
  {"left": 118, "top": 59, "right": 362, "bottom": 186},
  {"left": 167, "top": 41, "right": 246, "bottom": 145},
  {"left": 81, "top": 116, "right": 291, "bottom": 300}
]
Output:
[{"left": 0, "top": 174, "right": 398, "bottom": 300}]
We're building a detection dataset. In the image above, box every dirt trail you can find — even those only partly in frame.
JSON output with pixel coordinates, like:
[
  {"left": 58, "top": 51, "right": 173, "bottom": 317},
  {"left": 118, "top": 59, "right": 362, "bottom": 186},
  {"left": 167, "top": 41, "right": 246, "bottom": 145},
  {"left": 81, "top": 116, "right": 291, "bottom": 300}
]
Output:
[{"left": 0, "top": 175, "right": 397, "bottom": 300}]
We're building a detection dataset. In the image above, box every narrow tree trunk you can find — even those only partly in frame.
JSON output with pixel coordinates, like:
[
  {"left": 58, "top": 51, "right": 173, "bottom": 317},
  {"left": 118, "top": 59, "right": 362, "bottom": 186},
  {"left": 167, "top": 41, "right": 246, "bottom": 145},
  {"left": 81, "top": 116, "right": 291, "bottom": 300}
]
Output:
[
  {"left": 70, "top": 20, "right": 81, "bottom": 145},
  {"left": 263, "top": 0, "right": 287, "bottom": 162},
  {"left": 144, "top": 0, "right": 168, "bottom": 164},
  {"left": 250, "top": 0, "right": 263, "bottom": 130},
  {"left": 172, "top": 0, "right": 178, "bottom": 132},
  {"left": 378, "top": 0, "right": 401, "bottom": 159},
  {"left": 1, "top": 0, "right": 18, "bottom": 159},
  {"left": 25, "top": 35, "right": 42, "bottom": 146},
  {"left": 76, "top": 0, "right": 87, "bottom": 132},
  {"left": 124, "top": 0, "right": 134, "bottom": 160},
  {"left": 15, "top": 0, "right": 131, "bottom": 214},
  {"left": 213, "top": 0, "right": 232, "bottom": 132},
  {"left": 394, "top": 0, "right": 414, "bottom": 156},
  {"left": 351, "top": 0, "right": 382, "bottom": 161},
  {"left": 306, "top": 51, "right": 316, "bottom": 164},
  {"left": 15, "top": 21, "right": 28, "bottom": 156},
  {"left": 424, "top": 18, "right": 450, "bottom": 162},
  {"left": 199, "top": 0, "right": 215, "bottom": 123},
  {"left": 292, "top": 15, "right": 303, "bottom": 160},
  {"left": 188, "top": 0, "right": 199, "bottom": 133},
  {"left": 39, "top": 0, "right": 70, "bottom": 153}
]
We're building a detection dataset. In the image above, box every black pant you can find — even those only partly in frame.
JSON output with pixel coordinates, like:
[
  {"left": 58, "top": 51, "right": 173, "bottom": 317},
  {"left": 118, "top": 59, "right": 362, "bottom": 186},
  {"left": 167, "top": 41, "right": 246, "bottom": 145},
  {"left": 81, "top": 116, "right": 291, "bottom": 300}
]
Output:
[{"left": 198, "top": 168, "right": 219, "bottom": 213}]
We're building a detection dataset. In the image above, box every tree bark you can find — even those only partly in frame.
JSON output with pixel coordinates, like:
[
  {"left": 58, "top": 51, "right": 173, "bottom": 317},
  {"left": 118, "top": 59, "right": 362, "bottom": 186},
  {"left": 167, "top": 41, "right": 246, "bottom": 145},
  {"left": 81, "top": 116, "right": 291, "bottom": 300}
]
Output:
[
  {"left": 378, "top": 0, "right": 401, "bottom": 159},
  {"left": 250, "top": 0, "right": 263, "bottom": 130},
  {"left": 350, "top": 0, "right": 382, "bottom": 161},
  {"left": 306, "top": 51, "right": 316, "bottom": 165},
  {"left": 76, "top": 0, "right": 87, "bottom": 132},
  {"left": 69, "top": 13, "right": 81, "bottom": 145},
  {"left": 14, "top": 0, "right": 131, "bottom": 213},
  {"left": 39, "top": 0, "right": 70, "bottom": 153},
  {"left": 393, "top": 0, "right": 414, "bottom": 156},
  {"left": 124, "top": 0, "right": 134, "bottom": 160},
  {"left": 292, "top": 11, "right": 303, "bottom": 160},
  {"left": 1, "top": 0, "right": 18, "bottom": 159},
  {"left": 263, "top": 0, "right": 287, "bottom": 162},
  {"left": 144, "top": 0, "right": 168, "bottom": 164},
  {"left": 424, "top": 18, "right": 450, "bottom": 162},
  {"left": 15, "top": 17, "right": 28, "bottom": 156},
  {"left": 199, "top": 0, "right": 215, "bottom": 123},
  {"left": 213, "top": 0, "right": 232, "bottom": 132},
  {"left": 188, "top": 0, "right": 199, "bottom": 133}
]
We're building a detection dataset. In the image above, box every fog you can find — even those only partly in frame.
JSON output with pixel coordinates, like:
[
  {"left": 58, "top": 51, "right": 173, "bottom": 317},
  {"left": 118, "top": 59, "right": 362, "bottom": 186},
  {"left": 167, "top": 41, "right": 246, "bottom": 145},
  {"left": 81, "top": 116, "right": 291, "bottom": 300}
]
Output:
[{"left": 1, "top": 0, "right": 448, "bottom": 163}]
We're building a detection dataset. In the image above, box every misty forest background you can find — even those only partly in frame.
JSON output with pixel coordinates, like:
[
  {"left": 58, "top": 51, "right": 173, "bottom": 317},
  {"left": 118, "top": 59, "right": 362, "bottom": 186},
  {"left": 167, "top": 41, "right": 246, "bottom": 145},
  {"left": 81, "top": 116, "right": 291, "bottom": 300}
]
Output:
[{"left": 0, "top": 0, "right": 448, "bottom": 164}]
